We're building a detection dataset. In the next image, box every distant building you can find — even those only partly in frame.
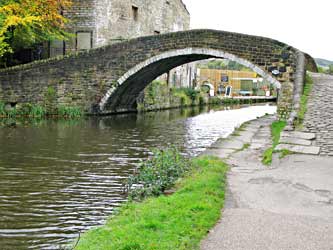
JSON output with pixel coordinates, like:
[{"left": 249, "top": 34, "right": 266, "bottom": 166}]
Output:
[
  {"left": 197, "top": 68, "right": 274, "bottom": 96},
  {"left": 47, "top": 0, "right": 195, "bottom": 88}
]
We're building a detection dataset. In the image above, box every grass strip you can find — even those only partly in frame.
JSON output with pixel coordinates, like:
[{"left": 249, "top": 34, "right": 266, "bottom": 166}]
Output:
[
  {"left": 262, "top": 121, "right": 286, "bottom": 165},
  {"left": 294, "top": 74, "right": 313, "bottom": 129},
  {"left": 74, "top": 156, "right": 228, "bottom": 250}
]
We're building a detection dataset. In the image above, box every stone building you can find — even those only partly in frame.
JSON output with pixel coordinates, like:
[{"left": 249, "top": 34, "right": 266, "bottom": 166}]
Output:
[{"left": 48, "top": 0, "right": 195, "bottom": 87}]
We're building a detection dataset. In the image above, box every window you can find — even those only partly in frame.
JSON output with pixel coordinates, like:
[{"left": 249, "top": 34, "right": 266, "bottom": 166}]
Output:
[
  {"left": 76, "top": 32, "right": 92, "bottom": 50},
  {"left": 132, "top": 6, "right": 138, "bottom": 21}
]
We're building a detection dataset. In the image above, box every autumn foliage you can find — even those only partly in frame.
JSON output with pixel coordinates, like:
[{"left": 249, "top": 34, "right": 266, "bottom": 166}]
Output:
[{"left": 0, "top": 0, "right": 71, "bottom": 60}]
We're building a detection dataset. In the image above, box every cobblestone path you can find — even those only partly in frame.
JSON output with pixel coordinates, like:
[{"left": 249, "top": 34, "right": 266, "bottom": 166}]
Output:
[{"left": 303, "top": 73, "right": 333, "bottom": 156}]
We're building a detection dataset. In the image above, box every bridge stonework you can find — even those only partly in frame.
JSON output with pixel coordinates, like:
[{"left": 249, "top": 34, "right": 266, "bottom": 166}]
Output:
[{"left": 0, "top": 29, "right": 317, "bottom": 120}]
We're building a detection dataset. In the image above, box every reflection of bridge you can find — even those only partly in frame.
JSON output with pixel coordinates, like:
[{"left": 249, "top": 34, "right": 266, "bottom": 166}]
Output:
[{"left": 0, "top": 29, "right": 317, "bottom": 120}]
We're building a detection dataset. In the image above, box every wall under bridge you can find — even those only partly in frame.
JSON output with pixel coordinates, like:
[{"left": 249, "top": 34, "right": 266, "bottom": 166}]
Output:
[{"left": 0, "top": 29, "right": 317, "bottom": 120}]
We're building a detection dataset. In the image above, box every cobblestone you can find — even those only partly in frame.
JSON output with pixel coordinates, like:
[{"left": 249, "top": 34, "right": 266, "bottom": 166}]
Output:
[{"left": 303, "top": 73, "right": 333, "bottom": 156}]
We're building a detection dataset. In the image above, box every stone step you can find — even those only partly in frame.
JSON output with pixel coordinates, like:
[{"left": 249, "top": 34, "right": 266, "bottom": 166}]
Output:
[
  {"left": 276, "top": 144, "right": 320, "bottom": 155},
  {"left": 281, "top": 131, "right": 316, "bottom": 140},
  {"left": 279, "top": 137, "right": 312, "bottom": 146},
  {"left": 211, "top": 139, "right": 244, "bottom": 150}
]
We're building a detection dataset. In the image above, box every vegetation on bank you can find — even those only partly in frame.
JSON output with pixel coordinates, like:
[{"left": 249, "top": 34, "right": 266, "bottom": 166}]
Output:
[
  {"left": 137, "top": 81, "right": 209, "bottom": 112},
  {"left": 317, "top": 65, "right": 333, "bottom": 75},
  {"left": 294, "top": 74, "right": 313, "bottom": 129},
  {"left": 74, "top": 152, "right": 229, "bottom": 250},
  {"left": 138, "top": 80, "right": 275, "bottom": 112},
  {"left": 262, "top": 121, "right": 287, "bottom": 165},
  {"left": 0, "top": 102, "right": 83, "bottom": 119},
  {"left": 125, "top": 148, "right": 192, "bottom": 200}
]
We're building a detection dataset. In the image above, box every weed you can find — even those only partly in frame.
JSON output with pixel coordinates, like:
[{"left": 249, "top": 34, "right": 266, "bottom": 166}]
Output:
[
  {"left": 262, "top": 121, "right": 286, "bottom": 165},
  {"left": 294, "top": 74, "right": 313, "bottom": 129},
  {"left": 57, "top": 106, "right": 83, "bottom": 119},
  {"left": 125, "top": 148, "right": 191, "bottom": 200}
]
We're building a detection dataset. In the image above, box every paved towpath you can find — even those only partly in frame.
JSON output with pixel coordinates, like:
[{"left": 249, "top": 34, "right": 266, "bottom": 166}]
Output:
[
  {"left": 304, "top": 73, "right": 333, "bottom": 156},
  {"left": 201, "top": 115, "right": 333, "bottom": 250}
]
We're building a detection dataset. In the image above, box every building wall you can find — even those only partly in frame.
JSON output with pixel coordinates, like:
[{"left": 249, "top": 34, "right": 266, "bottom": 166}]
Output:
[
  {"left": 93, "top": 0, "right": 190, "bottom": 46},
  {"left": 197, "top": 69, "right": 259, "bottom": 95},
  {"left": 57, "top": 0, "right": 192, "bottom": 87}
]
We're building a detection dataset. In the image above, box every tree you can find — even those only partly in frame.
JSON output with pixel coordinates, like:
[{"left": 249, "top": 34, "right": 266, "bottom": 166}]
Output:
[{"left": 0, "top": 0, "right": 71, "bottom": 65}]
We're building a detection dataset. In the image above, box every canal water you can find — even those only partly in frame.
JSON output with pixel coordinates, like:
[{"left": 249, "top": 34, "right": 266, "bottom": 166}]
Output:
[{"left": 0, "top": 104, "right": 276, "bottom": 249}]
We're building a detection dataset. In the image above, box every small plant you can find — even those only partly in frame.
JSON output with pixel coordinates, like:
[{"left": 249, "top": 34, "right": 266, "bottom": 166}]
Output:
[
  {"left": 294, "top": 74, "right": 313, "bottom": 129},
  {"left": 262, "top": 148, "right": 274, "bottom": 165},
  {"left": 30, "top": 105, "right": 47, "bottom": 118},
  {"left": 172, "top": 89, "right": 192, "bottom": 106},
  {"left": 44, "top": 86, "right": 57, "bottom": 113},
  {"left": 262, "top": 121, "right": 286, "bottom": 165},
  {"left": 209, "top": 96, "right": 222, "bottom": 105},
  {"left": 0, "top": 102, "right": 6, "bottom": 116},
  {"left": 124, "top": 147, "right": 191, "bottom": 200},
  {"left": 278, "top": 149, "right": 293, "bottom": 159},
  {"left": 57, "top": 106, "right": 83, "bottom": 118}
]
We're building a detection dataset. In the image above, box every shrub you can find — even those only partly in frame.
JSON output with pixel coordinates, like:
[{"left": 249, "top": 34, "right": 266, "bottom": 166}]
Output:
[{"left": 125, "top": 148, "right": 192, "bottom": 200}]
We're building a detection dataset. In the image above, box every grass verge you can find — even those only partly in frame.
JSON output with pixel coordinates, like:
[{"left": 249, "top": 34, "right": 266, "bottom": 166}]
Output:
[
  {"left": 74, "top": 156, "right": 228, "bottom": 250},
  {"left": 294, "top": 74, "right": 313, "bottom": 129},
  {"left": 262, "top": 121, "right": 287, "bottom": 165}
]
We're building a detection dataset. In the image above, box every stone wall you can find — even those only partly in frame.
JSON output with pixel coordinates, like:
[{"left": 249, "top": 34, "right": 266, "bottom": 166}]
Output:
[
  {"left": 59, "top": 0, "right": 192, "bottom": 88},
  {"left": 62, "top": 0, "right": 189, "bottom": 52},
  {"left": 0, "top": 29, "right": 317, "bottom": 119}
]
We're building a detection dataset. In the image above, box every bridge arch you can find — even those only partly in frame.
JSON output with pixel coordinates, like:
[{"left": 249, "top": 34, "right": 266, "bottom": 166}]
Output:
[
  {"left": 99, "top": 48, "right": 282, "bottom": 112},
  {"left": 0, "top": 29, "right": 318, "bottom": 121}
]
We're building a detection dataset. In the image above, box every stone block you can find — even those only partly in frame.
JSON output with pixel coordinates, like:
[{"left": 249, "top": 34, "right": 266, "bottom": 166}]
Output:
[
  {"left": 280, "top": 137, "right": 312, "bottom": 146},
  {"left": 276, "top": 144, "right": 320, "bottom": 155},
  {"left": 211, "top": 139, "right": 245, "bottom": 150},
  {"left": 281, "top": 131, "right": 316, "bottom": 140}
]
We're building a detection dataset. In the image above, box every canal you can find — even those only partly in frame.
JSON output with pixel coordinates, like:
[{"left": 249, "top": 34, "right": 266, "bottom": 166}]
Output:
[{"left": 0, "top": 104, "right": 276, "bottom": 249}]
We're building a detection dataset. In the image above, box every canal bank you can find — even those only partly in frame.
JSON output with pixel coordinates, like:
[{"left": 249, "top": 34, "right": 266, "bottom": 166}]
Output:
[
  {"left": 0, "top": 104, "right": 277, "bottom": 249},
  {"left": 70, "top": 113, "right": 277, "bottom": 249},
  {"left": 71, "top": 112, "right": 333, "bottom": 250},
  {"left": 201, "top": 116, "right": 333, "bottom": 250}
]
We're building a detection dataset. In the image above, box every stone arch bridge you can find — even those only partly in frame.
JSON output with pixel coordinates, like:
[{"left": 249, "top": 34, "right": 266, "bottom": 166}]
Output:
[{"left": 0, "top": 29, "right": 317, "bottom": 121}]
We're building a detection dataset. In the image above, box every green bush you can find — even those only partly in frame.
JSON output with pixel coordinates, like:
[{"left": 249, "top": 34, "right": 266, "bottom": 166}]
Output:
[
  {"left": 171, "top": 87, "right": 199, "bottom": 107},
  {"left": 125, "top": 148, "right": 192, "bottom": 200},
  {"left": 209, "top": 96, "right": 222, "bottom": 105}
]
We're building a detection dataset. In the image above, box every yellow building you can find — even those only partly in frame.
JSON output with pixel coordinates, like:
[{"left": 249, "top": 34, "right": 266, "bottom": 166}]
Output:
[{"left": 197, "top": 69, "right": 262, "bottom": 96}]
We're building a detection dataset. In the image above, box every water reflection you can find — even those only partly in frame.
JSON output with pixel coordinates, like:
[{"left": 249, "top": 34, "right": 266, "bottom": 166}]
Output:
[{"left": 0, "top": 104, "right": 276, "bottom": 249}]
